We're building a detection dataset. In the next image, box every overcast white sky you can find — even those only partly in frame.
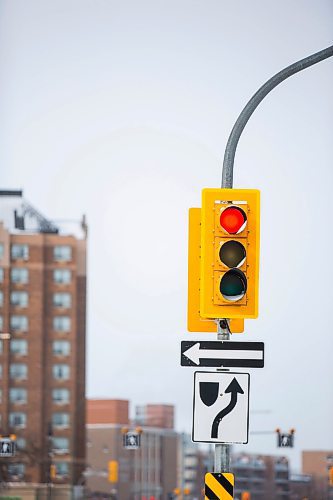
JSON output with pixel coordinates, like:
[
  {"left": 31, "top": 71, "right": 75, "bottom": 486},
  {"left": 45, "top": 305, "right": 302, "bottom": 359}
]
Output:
[{"left": 0, "top": 0, "right": 332, "bottom": 472}]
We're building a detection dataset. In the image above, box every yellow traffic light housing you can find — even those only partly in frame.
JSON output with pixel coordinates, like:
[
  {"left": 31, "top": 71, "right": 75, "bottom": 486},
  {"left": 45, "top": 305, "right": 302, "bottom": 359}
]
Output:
[
  {"left": 329, "top": 466, "right": 333, "bottom": 486},
  {"left": 50, "top": 464, "right": 56, "bottom": 480},
  {"left": 200, "top": 188, "right": 260, "bottom": 319},
  {"left": 108, "top": 460, "right": 118, "bottom": 483}
]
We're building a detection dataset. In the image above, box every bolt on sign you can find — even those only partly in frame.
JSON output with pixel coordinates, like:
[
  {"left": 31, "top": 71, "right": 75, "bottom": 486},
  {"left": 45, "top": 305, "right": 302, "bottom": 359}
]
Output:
[{"left": 205, "top": 473, "right": 234, "bottom": 499}]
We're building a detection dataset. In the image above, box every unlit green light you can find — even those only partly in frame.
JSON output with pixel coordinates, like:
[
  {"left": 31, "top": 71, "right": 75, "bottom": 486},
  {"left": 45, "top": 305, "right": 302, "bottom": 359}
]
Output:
[{"left": 220, "top": 269, "right": 247, "bottom": 301}]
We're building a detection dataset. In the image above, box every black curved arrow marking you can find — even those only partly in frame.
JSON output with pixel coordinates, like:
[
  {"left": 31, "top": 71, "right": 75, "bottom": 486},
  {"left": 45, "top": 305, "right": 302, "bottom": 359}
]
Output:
[{"left": 211, "top": 377, "right": 244, "bottom": 439}]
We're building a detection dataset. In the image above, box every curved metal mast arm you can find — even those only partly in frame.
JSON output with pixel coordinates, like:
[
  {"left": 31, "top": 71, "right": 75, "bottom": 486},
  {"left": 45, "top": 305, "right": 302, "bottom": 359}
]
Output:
[{"left": 222, "top": 44, "right": 333, "bottom": 188}]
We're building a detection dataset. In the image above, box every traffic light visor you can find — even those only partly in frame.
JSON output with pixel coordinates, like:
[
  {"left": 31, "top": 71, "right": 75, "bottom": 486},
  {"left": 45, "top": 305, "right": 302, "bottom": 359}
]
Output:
[
  {"left": 220, "top": 206, "right": 247, "bottom": 234},
  {"left": 220, "top": 269, "right": 247, "bottom": 301}
]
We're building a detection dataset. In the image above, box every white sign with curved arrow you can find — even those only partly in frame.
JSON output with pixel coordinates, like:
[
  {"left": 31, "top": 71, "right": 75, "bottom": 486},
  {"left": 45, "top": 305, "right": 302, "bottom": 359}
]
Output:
[{"left": 192, "top": 371, "right": 250, "bottom": 444}]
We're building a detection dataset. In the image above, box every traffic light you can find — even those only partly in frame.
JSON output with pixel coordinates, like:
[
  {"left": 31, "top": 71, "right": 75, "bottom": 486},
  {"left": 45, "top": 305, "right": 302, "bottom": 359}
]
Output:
[
  {"left": 108, "top": 460, "right": 118, "bottom": 483},
  {"left": 241, "top": 492, "right": 251, "bottom": 500},
  {"left": 329, "top": 466, "right": 333, "bottom": 486},
  {"left": 50, "top": 464, "right": 56, "bottom": 480},
  {"left": 200, "top": 188, "right": 260, "bottom": 320},
  {"left": 187, "top": 207, "right": 244, "bottom": 333}
]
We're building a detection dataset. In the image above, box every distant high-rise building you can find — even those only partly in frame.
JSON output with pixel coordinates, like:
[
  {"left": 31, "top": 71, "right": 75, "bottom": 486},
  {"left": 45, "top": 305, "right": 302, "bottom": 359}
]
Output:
[
  {"left": 135, "top": 404, "right": 174, "bottom": 429},
  {"left": 232, "top": 453, "right": 290, "bottom": 498},
  {"left": 86, "top": 399, "right": 178, "bottom": 498},
  {"left": 177, "top": 433, "right": 206, "bottom": 498},
  {"left": 87, "top": 399, "right": 129, "bottom": 425},
  {"left": 0, "top": 190, "right": 87, "bottom": 484},
  {"left": 289, "top": 473, "right": 314, "bottom": 499},
  {"left": 302, "top": 450, "right": 333, "bottom": 499}
]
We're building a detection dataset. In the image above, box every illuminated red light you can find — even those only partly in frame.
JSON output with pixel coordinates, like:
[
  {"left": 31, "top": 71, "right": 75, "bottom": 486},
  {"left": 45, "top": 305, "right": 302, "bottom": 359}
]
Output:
[{"left": 220, "top": 206, "right": 247, "bottom": 234}]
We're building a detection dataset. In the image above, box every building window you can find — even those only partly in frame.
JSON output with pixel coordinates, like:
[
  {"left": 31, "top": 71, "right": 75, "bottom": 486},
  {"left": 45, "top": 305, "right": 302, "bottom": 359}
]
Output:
[
  {"left": 53, "top": 293, "right": 71, "bottom": 308},
  {"left": 53, "top": 269, "right": 71, "bottom": 284},
  {"left": 10, "top": 315, "right": 28, "bottom": 331},
  {"left": 16, "top": 438, "right": 26, "bottom": 450},
  {"left": 11, "top": 268, "right": 29, "bottom": 284},
  {"left": 10, "top": 291, "right": 28, "bottom": 307},
  {"left": 52, "top": 437, "right": 69, "bottom": 454},
  {"left": 10, "top": 340, "right": 28, "bottom": 356},
  {"left": 53, "top": 341, "right": 70, "bottom": 356},
  {"left": 52, "top": 388, "right": 70, "bottom": 405},
  {"left": 52, "top": 412, "right": 70, "bottom": 428},
  {"left": 0, "top": 340, "right": 2, "bottom": 354},
  {"left": 0, "top": 244, "right": 4, "bottom": 260},
  {"left": 8, "top": 463, "right": 25, "bottom": 479},
  {"left": 0, "top": 316, "right": 3, "bottom": 331},
  {"left": 9, "top": 412, "right": 26, "bottom": 428},
  {"left": 10, "top": 363, "right": 28, "bottom": 380},
  {"left": 0, "top": 268, "right": 3, "bottom": 282},
  {"left": 53, "top": 316, "right": 71, "bottom": 332},
  {"left": 0, "top": 365, "right": 2, "bottom": 378},
  {"left": 55, "top": 462, "right": 69, "bottom": 477},
  {"left": 0, "top": 291, "right": 3, "bottom": 307},
  {"left": 9, "top": 388, "right": 27, "bottom": 404},
  {"left": 53, "top": 364, "right": 70, "bottom": 380},
  {"left": 53, "top": 245, "right": 72, "bottom": 262},
  {"left": 11, "top": 244, "right": 29, "bottom": 261},
  {"left": 0, "top": 389, "right": 2, "bottom": 403}
]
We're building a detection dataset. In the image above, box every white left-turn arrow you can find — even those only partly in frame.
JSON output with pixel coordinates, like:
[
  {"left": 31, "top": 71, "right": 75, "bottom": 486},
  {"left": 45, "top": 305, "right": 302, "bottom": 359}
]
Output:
[{"left": 183, "top": 342, "right": 264, "bottom": 365}]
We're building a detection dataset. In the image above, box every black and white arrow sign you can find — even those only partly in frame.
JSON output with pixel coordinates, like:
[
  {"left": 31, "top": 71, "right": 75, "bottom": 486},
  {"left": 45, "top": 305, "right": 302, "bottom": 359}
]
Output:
[
  {"left": 181, "top": 341, "right": 264, "bottom": 368},
  {"left": 193, "top": 371, "right": 250, "bottom": 443}
]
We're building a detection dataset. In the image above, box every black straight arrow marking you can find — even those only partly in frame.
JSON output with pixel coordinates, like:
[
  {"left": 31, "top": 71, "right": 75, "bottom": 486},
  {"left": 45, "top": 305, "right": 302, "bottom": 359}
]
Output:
[{"left": 211, "top": 378, "right": 244, "bottom": 439}]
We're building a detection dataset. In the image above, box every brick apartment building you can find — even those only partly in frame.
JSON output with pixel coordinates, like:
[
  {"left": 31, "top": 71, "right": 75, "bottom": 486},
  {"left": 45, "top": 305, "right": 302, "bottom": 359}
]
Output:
[
  {"left": 0, "top": 190, "right": 87, "bottom": 484},
  {"left": 135, "top": 404, "right": 174, "bottom": 430},
  {"left": 86, "top": 399, "right": 178, "bottom": 499},
  {"left": 302, "top": 450, "right": 333, "bottom": 499}
]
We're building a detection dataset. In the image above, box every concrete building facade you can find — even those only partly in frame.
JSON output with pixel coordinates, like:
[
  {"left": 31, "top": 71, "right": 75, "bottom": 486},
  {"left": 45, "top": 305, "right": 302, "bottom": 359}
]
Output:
[
  {"left": 86, "top": 399, "right": 178, "bottom": 500},
  {"left": 232, "top": 453, "right": 290, "bottom": 499},
  {"left": 177, "top": 433, "right": 206, "bottom": 499}
]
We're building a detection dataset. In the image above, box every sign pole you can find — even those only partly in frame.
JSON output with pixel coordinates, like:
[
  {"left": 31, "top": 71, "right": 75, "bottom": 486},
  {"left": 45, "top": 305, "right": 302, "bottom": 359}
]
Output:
[
  {"left": 215, "top": 320, "right": 231, "bottom": 472},
  {"left": 214, "top": 443, "right": 230, "bottom": 473}
]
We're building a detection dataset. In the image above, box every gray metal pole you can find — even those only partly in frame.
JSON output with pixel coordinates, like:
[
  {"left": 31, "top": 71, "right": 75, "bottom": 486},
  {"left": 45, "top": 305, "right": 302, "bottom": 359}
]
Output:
[
  {"left": 214, "top": 320, "right": 231, "bottom": 473},
  {"left": 215, "top": 40, "right": 333, "bottom": 482},
  {"left": 214, "top": 443, "right": 230, "bottom": 473}
]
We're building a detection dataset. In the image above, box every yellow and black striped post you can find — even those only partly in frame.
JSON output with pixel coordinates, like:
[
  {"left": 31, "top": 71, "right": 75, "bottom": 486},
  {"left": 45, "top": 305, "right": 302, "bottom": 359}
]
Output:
[{"left": 205, "top": 472, "right": 234, "bottom": 499}]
